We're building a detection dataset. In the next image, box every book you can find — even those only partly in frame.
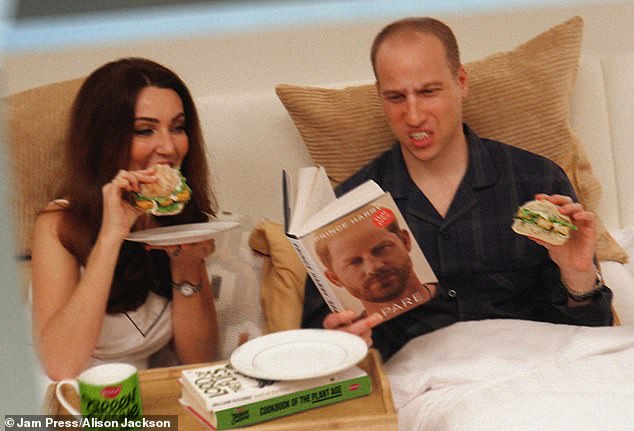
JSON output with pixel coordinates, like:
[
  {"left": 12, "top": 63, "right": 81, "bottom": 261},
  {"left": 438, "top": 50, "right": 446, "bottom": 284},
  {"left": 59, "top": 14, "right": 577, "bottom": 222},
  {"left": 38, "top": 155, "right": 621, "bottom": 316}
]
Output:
[
  {"left": 179, "top": 361, "right": 371, "bottom": 429},
  {"left": 283, "top": 166, "right": 438, "bottom": 321}
]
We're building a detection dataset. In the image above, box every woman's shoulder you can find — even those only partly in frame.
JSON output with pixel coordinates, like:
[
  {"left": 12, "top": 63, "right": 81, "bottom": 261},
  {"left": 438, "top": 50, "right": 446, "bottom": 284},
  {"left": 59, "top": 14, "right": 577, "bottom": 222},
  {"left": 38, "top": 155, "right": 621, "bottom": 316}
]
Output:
[
  {"left": 34, "top": 199, "right": 69, "bottom": 232},
  {"left": 42, "top": 199, "right": 70, "bottom": 212}
]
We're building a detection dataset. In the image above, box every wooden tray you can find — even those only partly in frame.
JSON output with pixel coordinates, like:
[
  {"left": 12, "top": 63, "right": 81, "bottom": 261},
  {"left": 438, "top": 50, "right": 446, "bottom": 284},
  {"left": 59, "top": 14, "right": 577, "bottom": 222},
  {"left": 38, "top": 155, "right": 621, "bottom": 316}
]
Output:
[{"left": 44, "top": 349, "right": 397, "bottom": 430}]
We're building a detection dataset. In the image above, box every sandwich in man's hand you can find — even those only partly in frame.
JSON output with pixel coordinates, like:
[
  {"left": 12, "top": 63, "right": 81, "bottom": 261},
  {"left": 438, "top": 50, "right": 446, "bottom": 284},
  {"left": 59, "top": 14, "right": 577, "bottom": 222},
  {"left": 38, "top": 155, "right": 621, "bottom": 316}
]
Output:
[
  {"left": 132, "top": 164, "right": 191, "bottom": 216},
  {"left": 512, "top": 199, "right": 577, "bottom": 245}
]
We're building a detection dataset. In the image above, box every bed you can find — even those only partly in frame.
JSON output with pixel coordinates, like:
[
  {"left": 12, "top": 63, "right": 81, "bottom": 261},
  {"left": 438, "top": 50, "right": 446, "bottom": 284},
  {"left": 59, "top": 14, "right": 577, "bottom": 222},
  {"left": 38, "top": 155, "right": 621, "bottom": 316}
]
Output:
[
  {"left": 247, "top": 14, "right": 634, "bottom": 430},
  {"left": 385, "top": 318, "right": 634, "bottom": 430},
  {"left": 247, "top": 13, "right": 634, "bottom": 430}
]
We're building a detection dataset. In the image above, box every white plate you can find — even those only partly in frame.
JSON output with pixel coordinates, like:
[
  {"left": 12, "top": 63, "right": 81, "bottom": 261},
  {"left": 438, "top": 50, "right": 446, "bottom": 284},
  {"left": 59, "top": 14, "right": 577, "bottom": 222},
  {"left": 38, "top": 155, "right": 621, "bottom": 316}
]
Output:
[
  {"left": 230, "top": 329, "right": 368, "bottom": 380},
  {"left": 125, "top": 221, "right": 240, "bottom": 246}
]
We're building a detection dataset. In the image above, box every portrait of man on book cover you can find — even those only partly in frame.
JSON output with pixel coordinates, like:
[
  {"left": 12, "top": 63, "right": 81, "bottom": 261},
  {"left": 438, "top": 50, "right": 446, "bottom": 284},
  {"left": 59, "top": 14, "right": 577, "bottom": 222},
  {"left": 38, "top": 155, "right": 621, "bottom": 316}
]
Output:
[{"left": 311, "top": 203, "right": 437, "bottom": 320}]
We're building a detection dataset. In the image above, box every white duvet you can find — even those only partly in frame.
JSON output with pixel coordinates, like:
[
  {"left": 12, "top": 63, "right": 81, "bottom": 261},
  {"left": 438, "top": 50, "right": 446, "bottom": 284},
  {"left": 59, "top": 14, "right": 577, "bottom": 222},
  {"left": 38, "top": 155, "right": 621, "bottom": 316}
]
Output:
[{"left": 385, "top": 319, "right": 634, "bottom": 431}]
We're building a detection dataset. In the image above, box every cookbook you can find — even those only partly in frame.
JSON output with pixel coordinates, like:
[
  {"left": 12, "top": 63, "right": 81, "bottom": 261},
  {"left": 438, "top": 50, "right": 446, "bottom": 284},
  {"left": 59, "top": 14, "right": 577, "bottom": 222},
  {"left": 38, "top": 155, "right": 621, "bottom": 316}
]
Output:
[{"left": 179, "top": 361, "right": 371, "bottom": 429}]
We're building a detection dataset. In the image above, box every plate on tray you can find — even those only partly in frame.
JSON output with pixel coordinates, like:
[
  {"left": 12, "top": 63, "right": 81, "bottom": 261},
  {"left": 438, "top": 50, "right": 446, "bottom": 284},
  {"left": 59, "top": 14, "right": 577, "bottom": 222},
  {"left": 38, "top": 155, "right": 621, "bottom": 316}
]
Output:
[
  {"left": 126, "top": 221, "right": 239, "bottom": 246},
  {"left": 230, "top": 329, "right": 368, "bottom": 380}
]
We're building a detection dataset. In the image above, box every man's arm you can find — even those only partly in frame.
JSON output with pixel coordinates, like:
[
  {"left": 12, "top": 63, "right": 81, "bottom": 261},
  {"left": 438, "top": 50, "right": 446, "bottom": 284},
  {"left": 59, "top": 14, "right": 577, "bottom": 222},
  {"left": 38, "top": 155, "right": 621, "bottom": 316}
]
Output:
[
  {"left": 541, "top": 257, "right": 614, "bottom": 326},
  {"left": 533, "top": 193, "right": 613, "bottom": 325},
  {"left": 301, "top": 277, "right": 330, "bottom": 328}
]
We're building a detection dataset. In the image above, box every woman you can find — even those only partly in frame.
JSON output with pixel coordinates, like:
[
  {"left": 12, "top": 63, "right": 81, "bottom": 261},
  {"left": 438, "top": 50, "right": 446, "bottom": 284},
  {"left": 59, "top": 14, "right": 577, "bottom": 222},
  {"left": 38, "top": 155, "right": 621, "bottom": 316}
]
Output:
[{"left": 31, "top": 58, "right": 219, "bottom": 380}]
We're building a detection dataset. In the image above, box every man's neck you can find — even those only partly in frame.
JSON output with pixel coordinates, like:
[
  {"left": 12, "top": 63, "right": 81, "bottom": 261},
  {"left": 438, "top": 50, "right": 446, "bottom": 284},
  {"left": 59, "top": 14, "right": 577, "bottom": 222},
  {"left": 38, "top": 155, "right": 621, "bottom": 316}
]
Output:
[{"left": 402, "top": 133, "right": 469, "bottom": 217}]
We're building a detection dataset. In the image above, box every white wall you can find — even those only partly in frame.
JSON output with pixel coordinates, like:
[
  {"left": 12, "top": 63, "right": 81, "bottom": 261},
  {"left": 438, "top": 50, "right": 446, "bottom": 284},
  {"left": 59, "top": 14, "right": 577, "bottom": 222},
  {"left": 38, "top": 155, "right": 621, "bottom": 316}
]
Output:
[{"left": 5, "top": 2, "right": 634, "bottom": 97}]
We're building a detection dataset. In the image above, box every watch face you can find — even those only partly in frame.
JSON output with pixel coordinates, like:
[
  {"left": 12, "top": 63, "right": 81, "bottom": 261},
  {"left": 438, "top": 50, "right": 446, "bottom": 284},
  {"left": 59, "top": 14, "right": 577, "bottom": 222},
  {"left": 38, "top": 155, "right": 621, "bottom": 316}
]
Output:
[{"left": 173, "top": 282, "right": 200, "bottom": 296}]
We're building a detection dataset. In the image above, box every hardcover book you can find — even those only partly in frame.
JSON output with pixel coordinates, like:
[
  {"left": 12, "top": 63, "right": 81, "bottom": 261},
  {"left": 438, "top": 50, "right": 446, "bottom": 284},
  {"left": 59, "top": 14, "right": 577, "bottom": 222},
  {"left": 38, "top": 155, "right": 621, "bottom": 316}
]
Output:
[
  {"left": 179, "top": 362, "right": 371, "bottom": 429},
  {"left": 283, "top": 166, "right": 438, "bottom": 321}
]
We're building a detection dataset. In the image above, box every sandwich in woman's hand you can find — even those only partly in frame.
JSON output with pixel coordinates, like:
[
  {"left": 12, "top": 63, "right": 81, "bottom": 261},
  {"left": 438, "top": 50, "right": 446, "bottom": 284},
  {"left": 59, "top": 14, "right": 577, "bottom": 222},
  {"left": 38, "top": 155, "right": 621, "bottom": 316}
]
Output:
[
  {"left": 512, "top": 199, "right": 577, "bottom": 245},
  {"left": 132, "top": 164, "right": 191, "bottom": 216}
]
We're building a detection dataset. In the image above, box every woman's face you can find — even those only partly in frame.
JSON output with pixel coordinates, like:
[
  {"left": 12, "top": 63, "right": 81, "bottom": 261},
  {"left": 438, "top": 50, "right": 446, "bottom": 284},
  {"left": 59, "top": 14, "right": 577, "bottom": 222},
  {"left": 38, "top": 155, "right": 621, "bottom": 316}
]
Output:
[{"left": 129, "top": 86, "right": 189, "bottom": 171}]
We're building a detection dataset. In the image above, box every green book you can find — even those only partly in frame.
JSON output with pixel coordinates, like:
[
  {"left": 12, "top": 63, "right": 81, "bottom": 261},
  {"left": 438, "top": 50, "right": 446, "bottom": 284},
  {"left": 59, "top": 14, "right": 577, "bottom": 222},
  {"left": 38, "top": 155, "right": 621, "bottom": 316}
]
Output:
[{"left": 179, "top": 362, "right": 371, "bottom": 429}]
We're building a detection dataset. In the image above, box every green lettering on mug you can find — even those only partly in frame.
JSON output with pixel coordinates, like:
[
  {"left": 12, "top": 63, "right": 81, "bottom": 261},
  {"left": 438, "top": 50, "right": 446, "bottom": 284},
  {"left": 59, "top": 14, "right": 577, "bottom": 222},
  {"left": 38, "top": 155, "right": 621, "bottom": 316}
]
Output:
[{"left": 56, "top": 363, "right": 143, "bottom": 431}]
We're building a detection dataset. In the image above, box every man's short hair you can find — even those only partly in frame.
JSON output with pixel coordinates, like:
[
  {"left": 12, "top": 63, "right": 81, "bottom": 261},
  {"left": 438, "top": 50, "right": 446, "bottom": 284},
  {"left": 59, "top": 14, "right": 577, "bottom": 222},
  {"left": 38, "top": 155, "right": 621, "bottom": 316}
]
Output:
[
  {"left": 370, "top": 17, "right": 461, "bottom": 78},
  {"left": 314, "top": 219, "right": 403, "bottom": 270}
]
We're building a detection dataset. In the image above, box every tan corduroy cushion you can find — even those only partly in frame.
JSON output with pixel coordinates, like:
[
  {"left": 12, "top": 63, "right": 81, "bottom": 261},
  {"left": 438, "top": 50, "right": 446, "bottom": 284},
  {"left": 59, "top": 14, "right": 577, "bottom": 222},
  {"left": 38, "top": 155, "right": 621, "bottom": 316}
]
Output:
[
  {"left": 5, "top": 77, "right": 85, "bottom": 257},
  {"left": 276, "top": 16, "right": 627, "bottom": 263},
  {"left": 248, "top": 220, "right": 306, "bottom": 333}
]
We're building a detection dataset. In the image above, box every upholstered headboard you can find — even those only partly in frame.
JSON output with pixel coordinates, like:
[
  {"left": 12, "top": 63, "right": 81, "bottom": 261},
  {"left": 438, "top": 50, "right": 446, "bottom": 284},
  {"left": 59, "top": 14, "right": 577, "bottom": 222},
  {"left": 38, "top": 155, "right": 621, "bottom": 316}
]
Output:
[{"left": 6, "top": 78, "right": 84, "bottom": 259}]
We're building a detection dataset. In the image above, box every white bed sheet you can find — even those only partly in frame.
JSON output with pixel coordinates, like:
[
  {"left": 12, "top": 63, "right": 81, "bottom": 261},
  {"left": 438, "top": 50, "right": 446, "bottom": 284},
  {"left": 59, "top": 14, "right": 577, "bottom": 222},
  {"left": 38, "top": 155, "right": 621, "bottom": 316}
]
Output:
[{"left": 385, "top": 319, "right": 634, "bottom": 431}]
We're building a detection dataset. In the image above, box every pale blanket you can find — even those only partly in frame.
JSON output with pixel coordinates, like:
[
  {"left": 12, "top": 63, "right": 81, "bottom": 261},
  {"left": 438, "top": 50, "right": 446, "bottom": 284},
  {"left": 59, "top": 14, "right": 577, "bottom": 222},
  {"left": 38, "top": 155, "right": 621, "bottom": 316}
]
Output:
[{"left": 385, "top": 319, "right": 634, "bottom": 431}]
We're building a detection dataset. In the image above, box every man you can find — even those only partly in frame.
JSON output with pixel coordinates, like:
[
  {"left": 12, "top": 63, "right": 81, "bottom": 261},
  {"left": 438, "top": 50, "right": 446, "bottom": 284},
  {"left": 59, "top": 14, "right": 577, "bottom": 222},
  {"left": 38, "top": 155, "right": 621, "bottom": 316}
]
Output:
[
  {"left": 314, "top": 214, "right": 435, "bottom": 319},
  {"left": 301, "top": 17, "right": 613, "bottom": 360}
]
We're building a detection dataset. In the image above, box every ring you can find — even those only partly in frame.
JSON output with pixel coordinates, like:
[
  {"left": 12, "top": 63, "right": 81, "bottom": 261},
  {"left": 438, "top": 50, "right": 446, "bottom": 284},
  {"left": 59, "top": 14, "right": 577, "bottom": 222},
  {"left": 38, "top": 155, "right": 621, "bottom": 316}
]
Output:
[{"left": 172, "top": 248, "right": 181, "bottom": 257}]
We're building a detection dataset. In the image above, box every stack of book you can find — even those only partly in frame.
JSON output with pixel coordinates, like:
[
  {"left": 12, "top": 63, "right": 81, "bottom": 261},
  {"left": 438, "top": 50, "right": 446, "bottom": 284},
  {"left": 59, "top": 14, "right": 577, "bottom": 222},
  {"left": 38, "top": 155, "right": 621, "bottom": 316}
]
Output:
[{"left": 179, "top": 361, "right": 371, "bottom": 430}]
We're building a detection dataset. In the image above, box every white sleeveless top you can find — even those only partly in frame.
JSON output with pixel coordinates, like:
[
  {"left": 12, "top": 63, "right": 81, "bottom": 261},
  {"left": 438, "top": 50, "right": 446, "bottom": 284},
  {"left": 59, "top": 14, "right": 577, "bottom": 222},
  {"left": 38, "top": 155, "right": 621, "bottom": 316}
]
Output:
[{"left": 90, "top": 291, "right": 174, "bottom": 369}]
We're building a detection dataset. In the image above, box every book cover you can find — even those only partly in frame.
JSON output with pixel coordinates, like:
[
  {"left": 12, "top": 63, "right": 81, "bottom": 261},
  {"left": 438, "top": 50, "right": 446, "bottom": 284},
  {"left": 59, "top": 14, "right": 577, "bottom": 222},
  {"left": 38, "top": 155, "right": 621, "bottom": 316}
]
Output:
[
  {"left": 179, "top": 362, "right": 371, "bottom": 429},
  {"left": 284, "top": 167, "right": 438, "bottom": 321}
]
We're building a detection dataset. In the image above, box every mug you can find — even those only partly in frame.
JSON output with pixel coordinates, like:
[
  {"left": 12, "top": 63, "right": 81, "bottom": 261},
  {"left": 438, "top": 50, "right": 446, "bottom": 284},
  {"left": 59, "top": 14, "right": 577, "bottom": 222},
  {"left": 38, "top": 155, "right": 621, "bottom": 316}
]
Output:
[{"left": 55, "top": 363, "right": 143, "bottom": 430}]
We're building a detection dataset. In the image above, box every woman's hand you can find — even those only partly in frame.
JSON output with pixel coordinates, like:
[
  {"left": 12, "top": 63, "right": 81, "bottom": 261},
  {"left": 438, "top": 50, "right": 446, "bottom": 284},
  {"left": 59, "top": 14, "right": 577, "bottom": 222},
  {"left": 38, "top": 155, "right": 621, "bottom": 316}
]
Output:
[
  {"left": 146, "top": 239, "right": 216, "bottom": 281},
  {"left": 147, "top": 239, "right": 215, "bottom": 261},
  {"left": 100, "top": 168, "right": 156, "bottom": 242}
]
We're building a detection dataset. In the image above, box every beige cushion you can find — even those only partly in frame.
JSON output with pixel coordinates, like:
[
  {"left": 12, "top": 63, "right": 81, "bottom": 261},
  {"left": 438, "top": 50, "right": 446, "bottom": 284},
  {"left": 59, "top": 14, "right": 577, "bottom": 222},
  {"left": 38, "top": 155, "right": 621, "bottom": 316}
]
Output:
[
  {"left": 5, "top": 77, "right": 85, "bottom": 258},
  {"left": 276, "top": 16, "right": 627, "bottom": 264},
  {"left": 248, "top": 221, "right": 306, "bottom": 333}
]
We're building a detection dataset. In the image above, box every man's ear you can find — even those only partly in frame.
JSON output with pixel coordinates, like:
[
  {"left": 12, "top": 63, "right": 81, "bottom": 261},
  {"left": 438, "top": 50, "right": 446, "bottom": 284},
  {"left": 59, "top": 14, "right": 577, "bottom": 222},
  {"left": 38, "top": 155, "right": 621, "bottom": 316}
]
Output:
[
  {"left": 325, "top": 269, "right": 344, "bottom": 288},
  {"left": 457, "top": 65, "right": 469, "bottom": 98},
  {"left": 398, "top": 229, "right": 412, "bottom": 252}
]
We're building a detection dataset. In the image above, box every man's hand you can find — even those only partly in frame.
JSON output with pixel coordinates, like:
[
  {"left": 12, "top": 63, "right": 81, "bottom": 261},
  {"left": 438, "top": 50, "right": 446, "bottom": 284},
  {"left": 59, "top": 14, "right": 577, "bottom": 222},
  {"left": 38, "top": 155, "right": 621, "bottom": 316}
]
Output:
[
  {"left": 531, "top": 194, "right": 599, "bottom": 298},
  {"left": 323, "top": 310, "right": 383, "bottom": 346},
  {"left": 531, "top": 194, "right": 597, "bottom": 273}
]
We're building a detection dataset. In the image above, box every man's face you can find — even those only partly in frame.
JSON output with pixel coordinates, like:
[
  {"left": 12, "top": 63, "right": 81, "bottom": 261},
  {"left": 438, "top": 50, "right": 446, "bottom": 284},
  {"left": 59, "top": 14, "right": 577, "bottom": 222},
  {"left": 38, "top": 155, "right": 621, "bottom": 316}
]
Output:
[
  {"left": 375, "top": 32, "right": 468, "bottom": 168},
  {"left": 325, "top": 220, "right": 413, "bottom": 302}
]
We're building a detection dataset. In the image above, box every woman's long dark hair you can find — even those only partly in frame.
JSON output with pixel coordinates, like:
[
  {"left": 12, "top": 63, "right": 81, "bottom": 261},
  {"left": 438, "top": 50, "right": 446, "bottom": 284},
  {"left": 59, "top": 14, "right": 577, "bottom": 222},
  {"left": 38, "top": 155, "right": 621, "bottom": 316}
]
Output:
[{"left": 57, "top": 57, "right": 216, "bottom": 311}]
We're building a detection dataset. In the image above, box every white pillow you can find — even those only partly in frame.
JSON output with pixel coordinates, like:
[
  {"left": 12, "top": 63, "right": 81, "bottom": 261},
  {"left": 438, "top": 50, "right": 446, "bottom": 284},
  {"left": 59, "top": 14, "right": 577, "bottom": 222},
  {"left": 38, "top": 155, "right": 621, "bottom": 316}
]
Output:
[
  {"left": 206, "top": 213, "right": 266, "bottom": 360},
  {"left": 602, "top": 227, "right": 634, "bottom": 326}
]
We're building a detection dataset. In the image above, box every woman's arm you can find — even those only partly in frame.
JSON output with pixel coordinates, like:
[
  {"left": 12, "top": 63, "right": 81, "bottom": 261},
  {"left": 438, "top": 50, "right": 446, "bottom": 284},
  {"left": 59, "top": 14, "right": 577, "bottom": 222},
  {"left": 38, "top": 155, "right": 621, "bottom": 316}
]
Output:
[
  {"left": 167, "top": 240, "right": 219, "bottom": 363},
  {"left": 31, "top": 170, "right": 152, "bottom": 379},
  {"left": 31, "top": 211, "right": 123, "bottom": 379}
]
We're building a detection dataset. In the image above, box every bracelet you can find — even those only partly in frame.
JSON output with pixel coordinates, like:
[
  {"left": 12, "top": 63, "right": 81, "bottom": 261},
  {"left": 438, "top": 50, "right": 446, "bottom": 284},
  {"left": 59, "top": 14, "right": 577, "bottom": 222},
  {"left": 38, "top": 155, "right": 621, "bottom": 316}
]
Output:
[{"left": 564, "top": 271, "right": 604, "bottom": 302}]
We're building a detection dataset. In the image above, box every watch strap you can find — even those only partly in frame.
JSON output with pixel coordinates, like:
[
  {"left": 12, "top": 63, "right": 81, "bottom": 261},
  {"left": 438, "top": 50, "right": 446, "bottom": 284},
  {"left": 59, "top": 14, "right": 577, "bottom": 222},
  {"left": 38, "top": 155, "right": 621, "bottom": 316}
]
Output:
[{"left": 565, "top": 271, "right": 604, "bottom": 302}]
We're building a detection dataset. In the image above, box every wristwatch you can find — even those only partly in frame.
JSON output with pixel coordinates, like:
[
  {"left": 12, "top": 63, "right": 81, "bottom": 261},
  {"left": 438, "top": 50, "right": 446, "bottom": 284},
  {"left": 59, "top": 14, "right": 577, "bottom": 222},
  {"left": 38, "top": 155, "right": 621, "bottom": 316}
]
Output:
[
  {"left": 171, "top": 281, "right": 202, "bottom": 297},
  {"left": 565, "top": 271, "right": 604, "bottom": 302}
]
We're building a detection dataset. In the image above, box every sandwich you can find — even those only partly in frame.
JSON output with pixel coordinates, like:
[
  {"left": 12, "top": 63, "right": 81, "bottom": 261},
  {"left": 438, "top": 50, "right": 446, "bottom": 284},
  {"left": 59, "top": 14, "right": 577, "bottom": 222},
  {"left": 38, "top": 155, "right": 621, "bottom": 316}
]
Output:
[
  {"left": 132, "top": 164, "right": 191, "bottom": 216},
  {"left": 512, "top": 199, "right": 577, "bottom": 245}
]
